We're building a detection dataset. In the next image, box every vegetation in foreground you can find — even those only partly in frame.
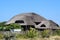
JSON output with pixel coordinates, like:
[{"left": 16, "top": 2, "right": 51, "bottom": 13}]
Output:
[{"left": 0, "top": 22, "right": 60, "bottom": 40}]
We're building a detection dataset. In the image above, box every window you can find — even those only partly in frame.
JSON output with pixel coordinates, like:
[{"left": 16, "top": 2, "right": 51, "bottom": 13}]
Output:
[
  {"left": 15, "top": 20, "right": 24, "bottom": 23},
  {"left": 40, "top": 24, "right": 46, "bottom": 27},
  {"left": 34, "top": 22, "right": 41, "bottom": 25}
]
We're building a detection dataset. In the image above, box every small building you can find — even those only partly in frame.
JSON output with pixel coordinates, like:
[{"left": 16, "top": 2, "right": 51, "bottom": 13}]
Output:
[{"left": 6, "top": 12, "right": 60, "bottom": 31}]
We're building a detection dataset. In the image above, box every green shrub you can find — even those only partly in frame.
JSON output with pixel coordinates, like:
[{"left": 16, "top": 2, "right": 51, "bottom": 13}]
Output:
[
  {"left": 26, "top": 28, "right": 38, "bottom": 38},
  {"left": 9, "top": 23, "right": 21, "bottom": 29},
  {"left": 2, "top": 23, "right": 22, "bottom": 31},
  {"left": 53, "top": 30, "right": 60, "bottom": 36},
  {"left": 15, "top": 28, "right": 38, "bottom": 38},
  {"left": 0, "top": 33, "right": 4, "bottom": 39},
  {"left": 41, "top": 30, "right": 50, "bottom": 38}
]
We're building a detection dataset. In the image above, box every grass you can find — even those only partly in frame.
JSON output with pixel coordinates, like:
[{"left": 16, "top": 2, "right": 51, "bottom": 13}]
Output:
[
  {"left": 16, "top": 36, "right": 60, "bottom": 40},
  {"left": 0, "top": 36, "right": 60, "bottom": 40},
  {"left": 0, "top": 28, "right": 60, "bottom": 40}
]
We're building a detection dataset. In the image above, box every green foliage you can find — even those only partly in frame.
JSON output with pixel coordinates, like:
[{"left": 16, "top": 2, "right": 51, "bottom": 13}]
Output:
[
  {"left": 56, "top": 30, "right": 60, "bottom": 36},
  {"left": 1, "top": 21, "right": 60, "bottom": 38},
  {"left": 0, "top": 33, "right": 4, "bottom": 39},
  {"left": 41, "top": 30, "right": 50, "bottom": 38},
  {"left": 15, "top": 34, "right": 27, "bottom": 38},
  {"left": 0, "top": 21, "right": 6, "bottom": 26},
  {"left": 0, "top": 26, "right": 3, "bottom": 30},
  {"left": 0, "top": 22, "right": 21, "bottom": 31},
  {"left": 9, "top": 23, "right": 21, "bottom": 29},
  {"left": 4, "top": 26, "right": 10, "bottom": 31},
  {"left": 15, "top": 27, "right": 38, "bottom": 38},
  {"left": 0, "top": 21, "right": 6, "bottom": 31},
  {"left": 26, "top": 27, "right": 38, "bottom": 38},
  {"left": 53, "top": 30, "right": 60, "bottom": 36},
  {"left": 4, "top": 23, "right": 22, "bottom": 31}
]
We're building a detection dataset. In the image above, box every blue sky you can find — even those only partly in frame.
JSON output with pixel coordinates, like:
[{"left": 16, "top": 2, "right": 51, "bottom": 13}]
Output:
[{"left": 0, "top": 0, "right": 60, "bottom": 25}]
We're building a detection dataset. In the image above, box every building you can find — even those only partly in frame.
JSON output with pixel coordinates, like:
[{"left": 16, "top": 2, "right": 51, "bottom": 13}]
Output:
[{"left": 6, "top": 12, "right": 60, "bottom": 31}]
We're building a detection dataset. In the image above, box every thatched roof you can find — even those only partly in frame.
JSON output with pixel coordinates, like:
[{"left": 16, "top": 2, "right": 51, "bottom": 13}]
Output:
[
  {"left": 15, "top": 12, "right": 47, "bottom": 22},
  {"left": 48, "top": 20, "right": 60, "bottom": 29},
  {"left": 6, "top": 12, "right": 47, "bottom": 25},
  {"left": 35, "top": 20, "right": 60, "bottom": 29}
]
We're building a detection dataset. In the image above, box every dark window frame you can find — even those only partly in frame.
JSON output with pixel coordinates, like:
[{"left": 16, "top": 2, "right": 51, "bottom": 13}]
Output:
[
  {"left": 40, "top": 24, "right": 46, "bottom": 27},
  {"left": 15, "top": 20, "right": 24, "bottom": 23},
  {"left": 34, "top": 22, "right": 41, "bottom": 25}
]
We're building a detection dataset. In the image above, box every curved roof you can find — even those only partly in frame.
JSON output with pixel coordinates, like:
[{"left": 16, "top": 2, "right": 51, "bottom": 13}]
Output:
[
  {"left": 6, "top": 12, "right": 47, "bottom": 25},
  {"left": 14, "top": 12, "right": 47, "bottom": 22}
]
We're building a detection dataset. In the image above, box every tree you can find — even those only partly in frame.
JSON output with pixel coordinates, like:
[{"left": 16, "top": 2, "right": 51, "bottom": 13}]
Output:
[{"left": 0, "top": 21, "right": 6, "bottom": 31}]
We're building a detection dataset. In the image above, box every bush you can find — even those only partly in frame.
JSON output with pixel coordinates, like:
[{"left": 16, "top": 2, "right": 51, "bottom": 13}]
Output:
[
  {"left": 9, "top": 23, "right": 21, "bottom": 29},
  {"left": 26, "top": 27, "right": 38, "bottom": 38},
  {"left": 15, "top": 28, "right": 38, "bottom": 38},
  {"left": 53, "top": 30, "right": 60, "bottom": 36},
  {"left": 41, "top": 29, "right": 50, "bottom": 38},
  {"left": 0, "top": 33, "right": 4, "bottom": 39}
]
